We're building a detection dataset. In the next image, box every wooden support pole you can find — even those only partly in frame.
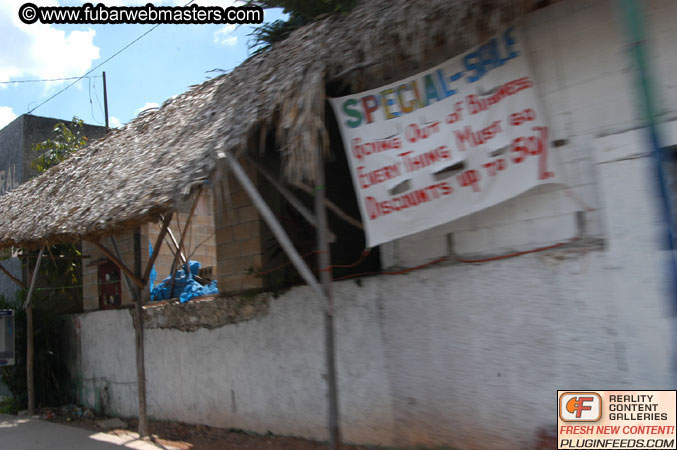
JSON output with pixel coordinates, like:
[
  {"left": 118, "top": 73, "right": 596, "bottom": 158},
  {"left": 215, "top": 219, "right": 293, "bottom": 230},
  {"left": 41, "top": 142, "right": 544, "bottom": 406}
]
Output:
[
  {"left": 0, "top": 261, "right": 26, "bottom": 290},
  {"left": 246, "top": 155, "right": 337, "bottom": 241},
  {"left": 314, "top": 155, "right": 341, "bottom": 450},
  {"left": 23, "top": 248, "right": 44, "bottom": 310},
  {"left": 161, "top": 221, "right": 187, "bottom": 266},
  {"left": 222, "top": 153, "right": 326, "bottom": 300},
  {"left": 103, "top": 71, "right": 109, "bottom": 129},
  {"left": 169, "top": 188, "right": 201, "bottom": 299},
  {"left": 109, "top": 238, "right": 136, "bottom": 303},
  {"left": 25, "top": 246, "right": 44, "bottom": 415},
  {"left": 134, "top": 230, "right": 142, "bottom": 281},
  {"left": 294, "top": 182, "right": 363, "bottom": 230},
  {"left": 143, "top": 213, "right": 173, "bottom": 285},
  {"left": 109, "top": 236, "right": 149, "bottom": 438},
  {"left": 91, "top": 240, "right": 145, "bottom": 289}
]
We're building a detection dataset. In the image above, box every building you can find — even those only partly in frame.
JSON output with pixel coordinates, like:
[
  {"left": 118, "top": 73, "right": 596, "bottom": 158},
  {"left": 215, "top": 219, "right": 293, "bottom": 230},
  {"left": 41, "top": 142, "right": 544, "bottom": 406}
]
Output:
[{"left": 0, "top": 1, "right": 674, "bottom": 449}]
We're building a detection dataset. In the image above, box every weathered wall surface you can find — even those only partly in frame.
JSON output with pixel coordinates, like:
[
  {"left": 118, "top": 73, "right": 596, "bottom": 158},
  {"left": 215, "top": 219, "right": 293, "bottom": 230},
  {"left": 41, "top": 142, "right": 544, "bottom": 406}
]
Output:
[
  {"left": 0, "top": 116, "right": 24, "bottom": 303},
  {"left": 68, "top": 1, "right": 676, "bottom": 449},
  {"left": 0, "top": 116, "right": 23, "bottom": 197},
  {"left": 71, "top": 291, "right": 396, "bottom": 445}
]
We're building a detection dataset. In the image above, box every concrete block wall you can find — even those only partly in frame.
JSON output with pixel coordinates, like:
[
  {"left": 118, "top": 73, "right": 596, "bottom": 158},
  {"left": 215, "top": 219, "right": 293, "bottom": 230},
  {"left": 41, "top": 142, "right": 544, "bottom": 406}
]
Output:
[
  {"left": 214, "top": 159, "right": 265, "bottom": 293},
  {"left": 81, "top": 167, "right": 269, "bottom": 309},
  {"left": 82, "top": 190, "right": 218, "bottom": 310},
  {"left": 144, "top": 189, "right": 218, "bottom": 285},
  {"left": 82, "top": 231, "right": 138, "bottom": 311}
]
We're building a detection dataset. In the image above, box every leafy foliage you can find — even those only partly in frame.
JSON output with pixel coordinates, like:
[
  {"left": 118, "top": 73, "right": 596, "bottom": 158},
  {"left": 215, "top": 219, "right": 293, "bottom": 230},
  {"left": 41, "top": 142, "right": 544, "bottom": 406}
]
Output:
[
  {"left": 247, "top": 0, "right": 358, "bottom": 54},
  {"left": 31, "top": 117, "right": 88, "bottom": 173},
  {"left": 31, "top": 118, "right": 85, "bottom": 314}
]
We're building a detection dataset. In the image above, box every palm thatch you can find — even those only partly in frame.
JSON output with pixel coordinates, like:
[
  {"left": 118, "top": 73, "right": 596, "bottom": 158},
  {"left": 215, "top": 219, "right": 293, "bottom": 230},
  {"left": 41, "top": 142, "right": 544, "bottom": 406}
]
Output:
[{"left": 0, "top": 0, "right": 548, "bottom": 250}]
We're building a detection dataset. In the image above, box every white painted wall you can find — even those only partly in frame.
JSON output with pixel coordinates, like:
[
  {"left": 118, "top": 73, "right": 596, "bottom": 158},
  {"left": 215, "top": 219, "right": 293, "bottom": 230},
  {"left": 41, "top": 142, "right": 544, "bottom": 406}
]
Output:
[{"left": 70, "top": 1, "right": 676, "bottom": 449}]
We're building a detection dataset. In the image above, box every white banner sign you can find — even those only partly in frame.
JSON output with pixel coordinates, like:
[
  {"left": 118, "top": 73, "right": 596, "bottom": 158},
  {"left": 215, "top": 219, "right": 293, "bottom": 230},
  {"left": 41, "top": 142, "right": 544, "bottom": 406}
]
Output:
[{"left": 329, "top": 27, "right": 563, "bottom": 247}]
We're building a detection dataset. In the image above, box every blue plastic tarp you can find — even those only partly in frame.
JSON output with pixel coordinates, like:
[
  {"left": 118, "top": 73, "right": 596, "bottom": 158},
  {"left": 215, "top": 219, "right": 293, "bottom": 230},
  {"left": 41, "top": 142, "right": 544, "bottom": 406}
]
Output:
[{"left": 150, "top": 260, "right": 219, "bottom": 303}]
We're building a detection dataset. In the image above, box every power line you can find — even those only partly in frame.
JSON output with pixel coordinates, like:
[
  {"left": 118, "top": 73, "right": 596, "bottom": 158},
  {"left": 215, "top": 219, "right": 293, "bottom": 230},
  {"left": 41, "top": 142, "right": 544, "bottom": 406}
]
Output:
[
  {"left": 92, "top": 76, "right": 106, "bottom": 118},
  {"left": 27, "top": 25, "right": 161, "bottom": 114},
  {"left": 24, "top": 0, "right": 195, "bottom": 115},
  {"left": 88, "top": 77, "right": 103, "bottom": 125},
  {"left": 0, "top": 75, "right": 101, "bottom": 84}
]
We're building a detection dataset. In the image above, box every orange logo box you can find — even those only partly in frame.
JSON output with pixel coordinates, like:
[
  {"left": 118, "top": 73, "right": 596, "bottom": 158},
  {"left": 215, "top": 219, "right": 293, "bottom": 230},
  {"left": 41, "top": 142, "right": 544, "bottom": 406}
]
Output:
[{"left": 559, "top": 392, "right": 602, "bottom": 422}]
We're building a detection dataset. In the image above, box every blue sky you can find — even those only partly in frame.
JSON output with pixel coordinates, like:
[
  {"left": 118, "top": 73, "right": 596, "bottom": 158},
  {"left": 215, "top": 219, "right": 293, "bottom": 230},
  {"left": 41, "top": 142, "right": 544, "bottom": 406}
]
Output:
[{"left": 0, "top": 0, "right": 285, "bottom": 129}]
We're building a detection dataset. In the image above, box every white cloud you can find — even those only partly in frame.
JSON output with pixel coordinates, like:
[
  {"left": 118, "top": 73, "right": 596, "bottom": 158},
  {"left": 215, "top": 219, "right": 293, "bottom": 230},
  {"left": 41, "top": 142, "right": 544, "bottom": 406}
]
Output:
[
  {"left": 0, "top": 106, "right": 17, "bottom": 129},
  {"left": 109, "top": 116, "right": 123, "bottom": 128},
  {"left": 0, "top": 1, "right": 100, "bottom": 84},
  {"left": 213, "top": 24, "right": 238, "bottom": 46},
  {"left": 135, "top": 102, "right": 160, "bottom": 115}
]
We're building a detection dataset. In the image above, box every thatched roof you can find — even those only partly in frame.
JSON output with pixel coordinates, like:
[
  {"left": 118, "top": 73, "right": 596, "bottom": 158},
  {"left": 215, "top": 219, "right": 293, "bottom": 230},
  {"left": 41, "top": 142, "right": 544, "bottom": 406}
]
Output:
[{"left": 0, "top": 0, "right": 546, "bottom": 249}]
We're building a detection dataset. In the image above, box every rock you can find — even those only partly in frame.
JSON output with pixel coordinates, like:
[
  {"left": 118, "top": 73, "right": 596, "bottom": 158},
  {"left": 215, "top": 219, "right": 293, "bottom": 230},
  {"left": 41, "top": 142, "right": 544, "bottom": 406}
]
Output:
[
  {"left": 17, "top": 410, "right": 29, "bottom": 416},
  {"left": 95, "top": 418, "right": 127, "bottom": 430}
]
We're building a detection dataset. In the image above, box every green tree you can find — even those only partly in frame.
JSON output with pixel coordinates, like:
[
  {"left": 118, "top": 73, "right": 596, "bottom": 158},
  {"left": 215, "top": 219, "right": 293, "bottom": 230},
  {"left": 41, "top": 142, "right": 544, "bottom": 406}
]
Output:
[
  {"left": 248, "top": 0, "right": 357, "bottom": 54},
  {"left": 31, "top": 116, "right": 88, "bottom": 173},
  {"left": 31, "top": 117, "right": 85, "bottom": 313}
]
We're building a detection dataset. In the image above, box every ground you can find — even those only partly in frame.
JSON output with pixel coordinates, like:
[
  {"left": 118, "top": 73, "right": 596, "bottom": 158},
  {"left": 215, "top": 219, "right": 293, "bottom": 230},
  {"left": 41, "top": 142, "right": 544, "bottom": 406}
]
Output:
[{"left": 50, "top": 416, "right": 378, "bottom": 450}]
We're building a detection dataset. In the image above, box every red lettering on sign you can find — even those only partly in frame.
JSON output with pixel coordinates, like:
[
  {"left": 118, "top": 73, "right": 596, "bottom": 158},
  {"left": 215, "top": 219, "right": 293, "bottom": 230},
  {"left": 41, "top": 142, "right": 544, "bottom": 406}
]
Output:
[{"left": 457, "top": 169, "right": 481, "bottom": 192}]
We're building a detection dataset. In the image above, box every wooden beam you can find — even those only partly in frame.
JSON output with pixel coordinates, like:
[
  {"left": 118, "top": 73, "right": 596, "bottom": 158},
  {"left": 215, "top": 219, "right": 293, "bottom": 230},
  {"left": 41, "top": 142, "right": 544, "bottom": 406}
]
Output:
[
  {"left": 23, "top": 247, "right": 44, "bottom": 310},
  {"left": 143, "top": 212, "right": 173, "bottom": 285},
  {"left": 25, "top": 246, "right": 44, "bottom": 416},
  {"left": 247, "top": 155, "right": 337, "bottom": 242},
  {"left": 109, "top": 236, "right": 149, "bottom": 438},
  {"left": 314, "top": 155, "right": 341, "bottom": 450},
  {"left": 134, "top": 230, "right": 142, "bottom": 282},
  {"left": 91, "top": 240, "right": 144, "bottom": 289},
  {"left": 224, "top": 151, "right": 339, "bottom": 447},
  {"left": 110, "top": 238, "right": 136, "bottom": 302},
  {"left": 222, "top": 153, "right": 326, "bottom": 300},
  {"left": 0, "top": 261, "right": 26, "bottom": 290},
  {"left": 159, "top": 216, "right": 187, "bottom": 267},
  {"left": 169, "top": 187, "right": 201, "bottom": 299},
  {"left": 294, "top": 182, "right": 364, "bottom": 230}
]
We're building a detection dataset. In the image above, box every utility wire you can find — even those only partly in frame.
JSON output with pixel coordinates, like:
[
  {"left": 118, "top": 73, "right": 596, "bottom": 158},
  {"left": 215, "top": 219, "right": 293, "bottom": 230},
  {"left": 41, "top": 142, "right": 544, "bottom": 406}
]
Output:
[
  {"left": 0, "top": 75, "right": 101, "bottom": 84},
  {"left": 25, "top": 0, "right": 195, "bottom": 115},
  {"left": 27, "top": 25, "right": 161, "bottom": 114},
  {"left": 92, "top": 76, "right": 105, "bottom": 118},
  {"left": 88, "top": 77, "right": 103, "bottom": 125}
]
